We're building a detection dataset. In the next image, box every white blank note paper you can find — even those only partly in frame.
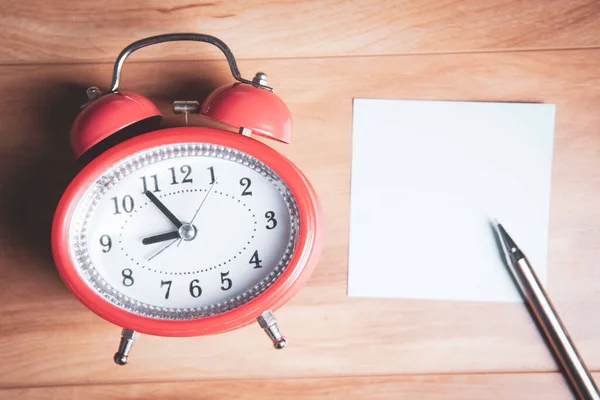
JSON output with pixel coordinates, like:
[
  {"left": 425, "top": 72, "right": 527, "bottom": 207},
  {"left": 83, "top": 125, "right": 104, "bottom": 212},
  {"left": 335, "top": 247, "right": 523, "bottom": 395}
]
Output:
[{"left": 349, "top": 99, "right": 556, "bottom": 302}]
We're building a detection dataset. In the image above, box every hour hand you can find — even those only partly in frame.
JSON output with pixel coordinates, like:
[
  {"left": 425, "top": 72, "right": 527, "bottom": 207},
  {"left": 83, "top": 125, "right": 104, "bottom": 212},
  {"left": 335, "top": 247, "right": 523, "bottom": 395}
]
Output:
[
  {"left": 144, "top": 191, "right": 183, "bottom": 228},
  {"left": 142, "top": 231, "right": 180, "bottom": 245}
]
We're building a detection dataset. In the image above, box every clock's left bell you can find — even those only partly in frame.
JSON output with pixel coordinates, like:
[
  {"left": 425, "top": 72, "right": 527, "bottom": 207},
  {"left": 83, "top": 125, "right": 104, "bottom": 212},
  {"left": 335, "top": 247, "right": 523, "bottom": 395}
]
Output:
[{"left": 70, "top": 87, "right": 162, "bottom": 162}]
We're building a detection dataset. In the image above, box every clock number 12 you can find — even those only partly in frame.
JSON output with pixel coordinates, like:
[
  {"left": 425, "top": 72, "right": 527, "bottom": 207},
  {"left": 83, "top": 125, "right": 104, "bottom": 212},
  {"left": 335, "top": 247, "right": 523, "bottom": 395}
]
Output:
[{"left": 169, "top": 165, "right": 193, "bottom": 185}]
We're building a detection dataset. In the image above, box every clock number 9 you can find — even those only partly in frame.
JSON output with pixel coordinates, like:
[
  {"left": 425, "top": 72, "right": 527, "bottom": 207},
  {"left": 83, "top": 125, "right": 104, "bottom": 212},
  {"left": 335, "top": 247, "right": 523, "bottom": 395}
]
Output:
[
  {"left": 122, "top": 269, "right": 134, "bottom": 287},
  {"left": 265, "top": 211, "right": 277, "bottom": 229},
  {"left": 99, "top": 235, "right": 112, "bottom": 252},
  {"left": 189, "top": 279, "right": 202, "bottom": 298}
]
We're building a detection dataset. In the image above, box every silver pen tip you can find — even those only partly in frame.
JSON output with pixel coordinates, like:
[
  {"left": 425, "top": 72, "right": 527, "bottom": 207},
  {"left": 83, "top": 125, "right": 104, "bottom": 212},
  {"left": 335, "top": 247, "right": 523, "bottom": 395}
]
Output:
[{"left": 493, "top": 219, "right": 523, "bottom": 264}]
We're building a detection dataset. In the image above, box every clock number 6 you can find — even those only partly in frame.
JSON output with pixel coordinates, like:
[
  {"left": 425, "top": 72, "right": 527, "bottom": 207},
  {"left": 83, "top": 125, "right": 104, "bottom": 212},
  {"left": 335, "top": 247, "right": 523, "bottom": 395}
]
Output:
[
  {"left": 122, "top": 269, "right": 134, "bottom": 287},
  {"left": 220, "top": 271, "right": 232, "bottom": 291},
  {"left": 189, "top": 279, "right": 202, "bottom": 298}
]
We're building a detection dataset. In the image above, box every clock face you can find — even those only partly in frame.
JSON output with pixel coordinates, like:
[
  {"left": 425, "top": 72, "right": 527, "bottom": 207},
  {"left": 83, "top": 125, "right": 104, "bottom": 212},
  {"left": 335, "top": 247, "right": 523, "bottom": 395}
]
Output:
[{"left": 68, "top": 143, "right": 299, "bottom": 320}]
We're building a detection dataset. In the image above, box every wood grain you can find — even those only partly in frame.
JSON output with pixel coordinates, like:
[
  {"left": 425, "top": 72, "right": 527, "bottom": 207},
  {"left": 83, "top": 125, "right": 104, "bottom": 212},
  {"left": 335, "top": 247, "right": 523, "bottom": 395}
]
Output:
[
  {"left": 0, "top": 49, "right": 600, "bottom": 387},
  {"left": 1, "top": 372, "right": 592, "bottom": 400},
  {"left": 0, "top": 1, "right": 599, "bottom": 64}
]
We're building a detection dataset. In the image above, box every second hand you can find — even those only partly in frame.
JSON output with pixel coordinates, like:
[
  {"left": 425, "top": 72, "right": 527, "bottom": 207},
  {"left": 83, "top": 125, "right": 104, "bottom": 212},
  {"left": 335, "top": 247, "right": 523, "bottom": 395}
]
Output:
[
  {"left": 148, "top": 238, "right": 181, "bottom": 261},
  {"left": 177, "top": 181, "right": 217, "bottom": 247}
]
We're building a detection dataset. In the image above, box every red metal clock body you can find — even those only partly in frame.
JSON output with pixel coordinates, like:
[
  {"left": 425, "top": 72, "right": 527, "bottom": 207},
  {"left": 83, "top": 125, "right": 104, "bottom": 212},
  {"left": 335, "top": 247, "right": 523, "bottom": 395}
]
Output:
[{"left": 50, "top": 34, "right": 323, "bottom": 364}]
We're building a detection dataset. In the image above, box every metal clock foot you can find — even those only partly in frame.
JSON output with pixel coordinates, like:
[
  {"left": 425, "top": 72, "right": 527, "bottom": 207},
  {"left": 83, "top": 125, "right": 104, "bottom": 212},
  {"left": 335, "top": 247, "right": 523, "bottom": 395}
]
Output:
[
  {"left": 113, "top": 329, "right": 140, "bottom": 366},
  {"left": 257, "top": 310, "right": 287, "bottom": 349}
]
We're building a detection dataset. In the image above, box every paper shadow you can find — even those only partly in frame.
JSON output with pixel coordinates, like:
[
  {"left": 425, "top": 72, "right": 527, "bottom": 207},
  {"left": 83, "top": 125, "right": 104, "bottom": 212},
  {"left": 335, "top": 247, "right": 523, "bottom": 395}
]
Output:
[{"left": 0, "top": 82, "right": 83, "bottom": 278}]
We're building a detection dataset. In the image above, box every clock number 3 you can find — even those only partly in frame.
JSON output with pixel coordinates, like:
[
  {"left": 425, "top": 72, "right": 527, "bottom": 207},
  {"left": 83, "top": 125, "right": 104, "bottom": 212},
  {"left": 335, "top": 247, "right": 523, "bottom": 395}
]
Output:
[
  {"left": 122, "top": 269, "right": 134, "bottom": 287},
  {"left": 265, "top": 211, "right": 277, "bottom": 229}
]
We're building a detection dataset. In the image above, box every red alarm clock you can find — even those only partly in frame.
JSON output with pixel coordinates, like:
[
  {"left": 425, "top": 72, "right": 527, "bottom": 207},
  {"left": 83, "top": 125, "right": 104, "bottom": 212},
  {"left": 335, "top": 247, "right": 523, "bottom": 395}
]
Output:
[{"left": 51, "top": 34, "right": 323, "bottom": 365}]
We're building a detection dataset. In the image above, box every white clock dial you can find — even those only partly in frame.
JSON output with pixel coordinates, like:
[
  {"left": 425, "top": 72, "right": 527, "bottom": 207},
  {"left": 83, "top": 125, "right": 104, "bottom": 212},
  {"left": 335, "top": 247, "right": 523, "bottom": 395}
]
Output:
[{"left": 68, "top": 143, "right": 299, "bottom": 320}]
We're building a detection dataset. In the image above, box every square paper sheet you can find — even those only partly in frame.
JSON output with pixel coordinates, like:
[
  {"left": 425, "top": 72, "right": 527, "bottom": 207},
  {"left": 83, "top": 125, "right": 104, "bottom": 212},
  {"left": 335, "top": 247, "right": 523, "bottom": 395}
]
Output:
[{"left": 348, "top": 99, "right": 556, "bottom": 302}]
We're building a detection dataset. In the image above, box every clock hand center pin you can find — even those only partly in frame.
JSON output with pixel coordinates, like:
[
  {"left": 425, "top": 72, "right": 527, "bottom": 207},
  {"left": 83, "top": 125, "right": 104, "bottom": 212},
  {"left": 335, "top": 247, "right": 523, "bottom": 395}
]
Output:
[{"left": 178, "top": 223, "right": 197, "bottom": 241}]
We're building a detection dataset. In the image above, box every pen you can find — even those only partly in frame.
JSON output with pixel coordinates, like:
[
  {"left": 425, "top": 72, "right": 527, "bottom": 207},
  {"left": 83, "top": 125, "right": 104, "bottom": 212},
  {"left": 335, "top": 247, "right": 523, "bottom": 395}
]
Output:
[{"left": 494, "top": 221, "right": 600, "bottom": 400}]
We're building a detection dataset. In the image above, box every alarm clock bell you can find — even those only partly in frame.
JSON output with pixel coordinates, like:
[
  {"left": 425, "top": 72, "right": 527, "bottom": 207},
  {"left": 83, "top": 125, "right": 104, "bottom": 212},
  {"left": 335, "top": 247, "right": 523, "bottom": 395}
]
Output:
[{"left": 70, "top": 36, "right": 292, "bottom": 163}]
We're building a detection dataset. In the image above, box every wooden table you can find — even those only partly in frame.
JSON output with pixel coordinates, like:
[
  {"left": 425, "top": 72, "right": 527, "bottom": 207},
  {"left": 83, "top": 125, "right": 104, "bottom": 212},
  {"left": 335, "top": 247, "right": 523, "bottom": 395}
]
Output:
[{"left": 1, "top": 1, "right": 599, "bottom": 398}]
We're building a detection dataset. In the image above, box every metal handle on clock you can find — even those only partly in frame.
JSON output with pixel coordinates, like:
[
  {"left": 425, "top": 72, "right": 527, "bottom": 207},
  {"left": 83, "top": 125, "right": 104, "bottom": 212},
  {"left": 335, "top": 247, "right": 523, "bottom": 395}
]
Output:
[{"left": 109, "top": 33, "right": 273, "bottom": 93}]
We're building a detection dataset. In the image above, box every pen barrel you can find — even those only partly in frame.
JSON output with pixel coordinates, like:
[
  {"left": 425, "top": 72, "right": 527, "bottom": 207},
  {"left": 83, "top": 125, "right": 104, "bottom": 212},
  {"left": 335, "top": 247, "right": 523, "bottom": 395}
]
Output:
[{"left": 511, "top": 257, "right": 599, "bottom": 400}]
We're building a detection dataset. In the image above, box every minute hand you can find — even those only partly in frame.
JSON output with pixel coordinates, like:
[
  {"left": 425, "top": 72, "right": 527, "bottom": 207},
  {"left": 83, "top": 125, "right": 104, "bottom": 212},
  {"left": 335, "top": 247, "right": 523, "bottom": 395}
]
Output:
[{"left": 144, "top": 191, "right": 183, "bottom": 228}]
